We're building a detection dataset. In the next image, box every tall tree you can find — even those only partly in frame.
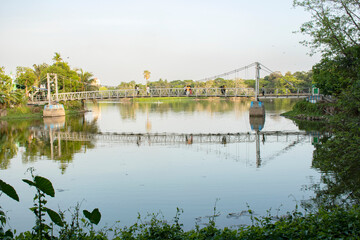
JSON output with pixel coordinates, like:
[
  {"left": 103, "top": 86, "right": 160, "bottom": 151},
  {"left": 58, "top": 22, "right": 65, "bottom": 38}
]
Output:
[
  {"left": 16, "top": 67, "right": 37, "bottom": 97},
  {"left": 143, "top": 70, "right": 151, "bottom": 87},
  {"left": 0, "top": 67, "right": 24, "bottom": 108},
  {"left": 294, "top": 0, "right": 360, "bottom": 96},
  {"left": 294, "top": 0, "right": 360, "bottom": 58},
  {"left": 52, "top": 52, "right": 63, "bottom": 64},
  {"left": 77, "top": 68, "right": 94, "bottom": 91},
  {"left": 33, "top": 63, "right": 48, "bottom": 88}
]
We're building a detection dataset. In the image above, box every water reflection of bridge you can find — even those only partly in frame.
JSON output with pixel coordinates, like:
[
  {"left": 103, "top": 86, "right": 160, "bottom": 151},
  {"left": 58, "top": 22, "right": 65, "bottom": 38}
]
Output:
[{"left": 33, "top": 130, "right": 311, "bottom": 145}]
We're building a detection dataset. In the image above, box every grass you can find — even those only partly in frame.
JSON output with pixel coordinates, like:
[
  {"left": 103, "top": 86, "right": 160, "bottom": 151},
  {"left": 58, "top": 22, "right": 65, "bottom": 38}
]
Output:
[
  {"left": 0, "top": 101, "right": 86, "bottom": 120},
  {"left": 281, "top": 100, "right": 331, "bottom": 120}
]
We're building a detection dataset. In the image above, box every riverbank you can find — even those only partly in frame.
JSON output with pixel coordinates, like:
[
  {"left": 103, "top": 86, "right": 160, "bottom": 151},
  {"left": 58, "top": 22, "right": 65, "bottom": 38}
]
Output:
[
  {"left": 0, "top": 101, "right": 88, "bottom": 120},
  {"left": 9, "top": 205, "right": 360, "bottom": 239},
  {"left": 281, "top": 99, "right": 333, "bottom": 121}
]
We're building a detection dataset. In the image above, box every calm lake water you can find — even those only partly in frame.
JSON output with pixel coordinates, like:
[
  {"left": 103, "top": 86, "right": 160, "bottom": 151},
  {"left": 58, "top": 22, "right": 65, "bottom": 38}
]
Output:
[{"left": 0, "top": 98, "right": 322, "bottom": 232}]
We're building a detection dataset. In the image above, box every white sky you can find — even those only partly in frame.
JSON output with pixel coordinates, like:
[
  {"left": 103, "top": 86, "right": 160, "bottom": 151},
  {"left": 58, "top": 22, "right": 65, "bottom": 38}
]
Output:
[{"left": 0, "top": 0, "right": 320, "bottom": 86}]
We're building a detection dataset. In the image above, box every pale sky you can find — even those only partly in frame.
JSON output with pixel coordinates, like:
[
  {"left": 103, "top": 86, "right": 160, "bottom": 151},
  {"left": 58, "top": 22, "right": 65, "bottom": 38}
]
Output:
[{"left": 0, "top": 0, "right": 320, "bottom": 86}]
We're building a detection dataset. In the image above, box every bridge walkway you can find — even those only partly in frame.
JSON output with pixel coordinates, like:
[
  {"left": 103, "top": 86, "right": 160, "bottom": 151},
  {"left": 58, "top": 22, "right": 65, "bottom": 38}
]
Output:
[{"left": 29, "top": 87, "right": 311, "bottom": 104}]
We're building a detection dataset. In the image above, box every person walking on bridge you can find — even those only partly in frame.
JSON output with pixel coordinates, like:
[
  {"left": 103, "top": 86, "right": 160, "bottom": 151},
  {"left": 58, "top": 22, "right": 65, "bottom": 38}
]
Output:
[{"left": 186, "top": 85, "right": 191, "bottom": 96}]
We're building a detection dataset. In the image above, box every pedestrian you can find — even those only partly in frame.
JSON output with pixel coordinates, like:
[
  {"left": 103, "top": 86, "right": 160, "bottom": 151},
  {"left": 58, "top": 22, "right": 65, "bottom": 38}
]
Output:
[
  {"left": 146, "top": 86, "right": 150, "bottom": 95},
  {"left": 186, "top": 85, "right": 190, "bottom": 96},
  {"left": 261, "top": 85, "right": 265, "bottom": 96}
]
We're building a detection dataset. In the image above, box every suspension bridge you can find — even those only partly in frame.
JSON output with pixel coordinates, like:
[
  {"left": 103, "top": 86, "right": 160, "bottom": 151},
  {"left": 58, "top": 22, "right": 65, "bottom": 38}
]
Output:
[{"left": 29, "top": 62, "right": 314, "bottom": 104}]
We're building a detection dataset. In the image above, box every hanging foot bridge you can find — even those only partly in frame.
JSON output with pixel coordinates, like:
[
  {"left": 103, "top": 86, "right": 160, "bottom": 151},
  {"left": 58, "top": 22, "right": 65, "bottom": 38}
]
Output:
[{"left": 29, "top": 62, "right": 314, "bottom": 104}]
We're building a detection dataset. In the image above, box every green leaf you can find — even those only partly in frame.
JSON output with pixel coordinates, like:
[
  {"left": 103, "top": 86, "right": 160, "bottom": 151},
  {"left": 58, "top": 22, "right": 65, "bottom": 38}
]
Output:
[
  {"left": 22, "top": 179, "right": 36, "bottom": 187},
  {"left": 4, "top": 229, "right": 14, "bottom": 238},
  {"left": 83, "top": 208, "right": 101, "bottom": 225},
  {"left": 34, "top": 176, "right": 55, "bottom": 197},
  {"left": 45, "top": 208, "right": 64, "bottom": 227},
  {"left": 0, "top": 180, "right": 19, "bottom": 202}
]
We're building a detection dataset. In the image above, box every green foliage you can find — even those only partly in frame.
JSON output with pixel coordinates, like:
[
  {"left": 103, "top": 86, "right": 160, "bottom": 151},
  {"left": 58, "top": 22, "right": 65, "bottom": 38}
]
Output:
[
  {"left": 61, "top": 100, "right": 84, "bottom": 110},
  {"left": 0, "top": 180, "right": 19, "bottom": 202},
  {"left": 23, "top": 169, "right": 63, "bottom": 239},
  {"left": 282, "top": 99, "right": 329, "bottom": 118},
  {"left": 83, "top": 208, "right": 101, "bottom": 225},
  {"left": 312, "top": 45, "right": 360, "bottom": 96},
  {"left": 16, "top": 67, "right": 37, "bottom": 96},
  {"left": 0, "top": 179, "right": 19, "bottom": 239},
  {"left": 0, "top": 67, "right": 26, "bottom": 109},
  {"left": 295, "top": 0, "right": 360, "bottom": 97},
  {"left": 305, "top": 85, "right": 360, "bottom": 210},
  {"left": 2, "top": 172, "right": 360, "bottom": 239},
  {"left": 77, "top": 68, "right": 95, "bottom": 91},
  {"left": 294, "top": 0, "right": 360, "bottom": 58}
]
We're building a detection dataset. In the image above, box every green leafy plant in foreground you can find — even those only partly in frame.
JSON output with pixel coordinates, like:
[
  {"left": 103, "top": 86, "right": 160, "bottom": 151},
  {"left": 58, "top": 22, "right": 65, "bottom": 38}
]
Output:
[
  {"left": 5, "top": 168, "right": 103, "bottom": 239},
  {"left": 0, "top": 179, "right": 19, "bottom": 239},
  {"left": 22, "top": 168, "right": 64, "bottom": 239}
]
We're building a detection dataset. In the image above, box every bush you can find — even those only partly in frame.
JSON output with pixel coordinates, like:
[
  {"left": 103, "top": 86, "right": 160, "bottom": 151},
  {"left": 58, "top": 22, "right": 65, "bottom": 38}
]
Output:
[{"left": 61, "top": 101, "right": 84, "bottom": 110}]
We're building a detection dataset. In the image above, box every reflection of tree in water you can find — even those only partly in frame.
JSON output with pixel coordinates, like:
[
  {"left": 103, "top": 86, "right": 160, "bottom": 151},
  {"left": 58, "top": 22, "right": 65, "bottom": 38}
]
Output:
[
  {"left": 300, "top": 119, "right": 360, "bottom": 211},
  {"left": 0, "top": 119, "right": 43, "bottom": 169},
  {"left": 0, "top": 114, "right": 99, "bottom": 174},
  {"left": 115, "top": 99, "right": 254, "bottom": 120},
  {"left": 262, "top": 98, "right": 298, "bottom": 112},
  {"left": 118, "top": 102, "right": 137, "bottom": 120}
]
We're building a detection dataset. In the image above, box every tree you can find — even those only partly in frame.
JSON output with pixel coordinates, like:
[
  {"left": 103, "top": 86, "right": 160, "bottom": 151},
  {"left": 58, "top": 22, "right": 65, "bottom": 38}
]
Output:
[
  {"left": 143, "top": 70, "right": 151, "bottom": 87},
  {"left": 33, "top": 63, "right": 48, "bottom": 88},
  {"left": 294, "top": 0, "right": 360, "bottom": 58},
  {"left": 52, "top": 52, "right": 63, "bottom": 64},
  {"left": 16, "top": 67, "right": 37, "bottom": 97},
  {"left": 77, "top": 68, "right": 94, "bottom": 91},
  {"left": 42, "top": 62, "right": 80, "bottom": 92},
  {"left": 294, "top": 0, "right": 360, "bottom": 96},
  {"left": 0, "top": 67, "right": 24, "bottom": 108}
]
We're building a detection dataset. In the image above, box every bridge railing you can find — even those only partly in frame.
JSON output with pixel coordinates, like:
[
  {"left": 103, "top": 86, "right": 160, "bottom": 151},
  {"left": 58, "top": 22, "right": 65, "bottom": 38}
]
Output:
[
  {"left": 262, "top": 88, "right": 311, "bottom": 96},
  {"left": 28, "top": 87, "right": 312, "bottom": 103}
]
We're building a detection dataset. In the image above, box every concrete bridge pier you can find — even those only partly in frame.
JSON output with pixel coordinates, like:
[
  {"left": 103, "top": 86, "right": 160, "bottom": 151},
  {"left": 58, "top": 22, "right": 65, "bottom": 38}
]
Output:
[{"left": 249, "top": 101, "right": 265, "bottom": 116}]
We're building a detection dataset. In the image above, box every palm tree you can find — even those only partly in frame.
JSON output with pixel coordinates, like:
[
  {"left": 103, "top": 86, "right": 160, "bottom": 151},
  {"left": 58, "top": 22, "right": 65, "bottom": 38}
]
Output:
[
  {"left": 33, "top": 63, "right": 48, "bottom": 87},
  {"left": 52, "top": 52, "right": 63, "bottom": 65},
  {"left": 77, "top": 68, "right": 94, "bottom": 91},
  {"left": 143, "top": 70, "right": 151, "bottom": 87}
]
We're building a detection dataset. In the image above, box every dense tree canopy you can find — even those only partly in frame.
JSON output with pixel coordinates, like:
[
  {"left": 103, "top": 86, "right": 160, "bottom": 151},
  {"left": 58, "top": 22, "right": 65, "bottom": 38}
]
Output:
[
  {"left": 16, "top": 67, "right": 37, "bottom": 96},
  {"left": 294, "top": 0, "right": 360, "bottom": 96},
  {"left": 0, "top": 67, "right": 24, "bottom": 108},
  {"left": 294, "top": 0, "right": 360, "bottom": 58}
]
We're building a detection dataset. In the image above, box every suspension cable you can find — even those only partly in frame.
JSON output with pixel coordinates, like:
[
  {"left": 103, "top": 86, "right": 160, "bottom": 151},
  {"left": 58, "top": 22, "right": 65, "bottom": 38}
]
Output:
[{"left": 196, "top": 62, "right": 256, "bottom": 82}]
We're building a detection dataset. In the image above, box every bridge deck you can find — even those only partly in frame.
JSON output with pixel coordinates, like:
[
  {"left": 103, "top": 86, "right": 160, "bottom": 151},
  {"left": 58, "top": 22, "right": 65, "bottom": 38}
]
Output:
[{"left": 29, "top": 87, "right": 312, "bottom": 103}]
